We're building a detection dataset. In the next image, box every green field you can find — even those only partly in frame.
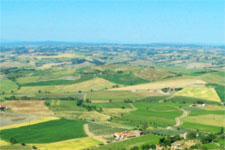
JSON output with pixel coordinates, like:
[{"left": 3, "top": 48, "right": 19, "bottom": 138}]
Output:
[
  {"left": 0, "top": 119, "right": 86, "bottom": 143},
  {"left": 46, "top": 100, "right": 87, "bottom": 112},
  {"left": 0, "top": 79, "right": 18, "bottom": 93},
  {"left": 99, "top": 73, "right": 149, "bottom": 85},
  {"left": 93, "top": 134, "right": 161, "bottom": 150},
  {"left": 87, "top": 91, "right": 145, "bottom": 102},
  {"left": 114, "top": 102, "right": 183, "bottom": 127},
  {"left": 21, "top": 75, "right": 93, "bottom": 86},
  {"left": 85, "top": 102, "right": 132, "bottom": 109},
  {"left": 167, "top": 96, "right": 219, "bottom": 104},
  {"left": 181, "top": 105, "right": 225, "bottom": 133}
]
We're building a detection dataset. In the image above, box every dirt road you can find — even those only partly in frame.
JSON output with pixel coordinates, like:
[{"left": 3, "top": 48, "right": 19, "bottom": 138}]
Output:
[
  {"left": 83, "top": 124, "right": 107, "bottom": 144},
  {"left": 175, "top": 108, "right": 189, "bottom": 127}
]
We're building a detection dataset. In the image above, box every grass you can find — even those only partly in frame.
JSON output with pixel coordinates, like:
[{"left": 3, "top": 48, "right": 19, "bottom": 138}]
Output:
[
  {"left": 175, "top": 87, "right": 221, "bottom": 102},
  {"left": 114, "top": 102, "right": 183, "bottom": 127},
  {"left": 0, "top": 119, "right": 87, "bottom": 143},
  {"left": 0, "top": 79, "right": 18, "bottom": 93},
  {"left": 93, "top": 134, "right": 161, "bottom": 150},
  {"left": 30, "top": 137, "right": 102, "bottom": 150},
  {"left": 206, "top": 83, "right": 225, "bottom": 102},
  {"left": 87, "top": 91, "right": 145, "bottom": 102}
]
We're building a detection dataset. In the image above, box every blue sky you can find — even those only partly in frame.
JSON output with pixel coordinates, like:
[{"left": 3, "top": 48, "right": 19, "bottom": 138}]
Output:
[{"left": 1, "top": 0, "right": 224, "bottom": 44}]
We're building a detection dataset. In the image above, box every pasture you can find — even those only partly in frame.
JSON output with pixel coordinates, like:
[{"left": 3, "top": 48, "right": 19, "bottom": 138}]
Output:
[
  {"left": 0, "top": 119, "right": 86, "bottom": 143},
  {"left": 175, "top": 87, "right": 220, "bottom": 102}
]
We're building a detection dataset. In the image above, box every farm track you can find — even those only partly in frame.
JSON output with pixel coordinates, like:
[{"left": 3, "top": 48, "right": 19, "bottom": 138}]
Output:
[
  {"left": 175, "top": 108, "right": 189, "bottom": 127},
  {"left": 84, "top": 124, "right": 107, "bottom": 144},
  {"left": 129, "top": 103, "right": 137, "bottom": 111}
]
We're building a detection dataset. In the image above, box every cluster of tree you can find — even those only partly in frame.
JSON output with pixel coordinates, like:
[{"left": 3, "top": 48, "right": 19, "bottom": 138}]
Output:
[
  {"left": 112, "top": 85, "right": 119, "bottom": 88},
  {"left": 71, "top": 58, "right": 86, "bottom": 64},
  {"left": 76, "top": 100, "right": 102, "bottom": 112},
  {"left": 161, "top": 87, "right": 182, "bottom": 93},
  {"left": 124, "top": 99, "right": 133, "bottom": 103},
  {"left": 159, "top": 135, "right": 181, "bottom": 147},
  {"left": 130, "top": 144, "right": 156, "bottom": 150}
]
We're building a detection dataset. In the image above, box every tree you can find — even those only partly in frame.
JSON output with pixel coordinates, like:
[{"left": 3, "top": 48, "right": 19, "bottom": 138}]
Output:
[
  {"left": 21, "top": 143, "right": 26, "bottom": 146},
  {"left": 77, "top": 100, "right": 83, "bottom": 106},
  {"left": 187, "top": 132, "right": 196, "bottom": 139},
  {"left": 220, "top": 127, "right": 224, "bottom": 134},
  {"left": 99, "top": 107, "right": 103, "bottom": 112},
  {"left": 10, "top": 138, "right": 17, "bottom": 145},
  {"left": 38, "top": 90, "right": 41, "bottom": 93},
  {"left": 32, "top": 145, "right": 37, "bottom": 149},
  {"left": 109, "top": 99, "right": 112, "bottom": 103}
]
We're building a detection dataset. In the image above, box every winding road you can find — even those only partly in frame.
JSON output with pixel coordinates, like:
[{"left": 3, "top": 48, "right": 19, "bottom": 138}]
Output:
[{"left": 175, "top": 108, "right": 189, "bottom": 127}]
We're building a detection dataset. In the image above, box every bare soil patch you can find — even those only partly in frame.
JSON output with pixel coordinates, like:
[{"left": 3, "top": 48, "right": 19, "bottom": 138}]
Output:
[{"left": 1, "top": 100, "right": 53, "bottom": 115}]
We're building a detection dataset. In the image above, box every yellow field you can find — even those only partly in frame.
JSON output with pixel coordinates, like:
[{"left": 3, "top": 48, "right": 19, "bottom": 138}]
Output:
[
  {"left": 0, "top": 116, "right": 59, "bottom": 130},
  {"left": 37, "top": 62, "right": 70, "bottom": 69},
  {"left": 111, "top": 78, "right": 205, "bottom": 91},
  {"left": 175, "top": 87, "right": 220, "bottom": 102},
  {"left": 183, "top": 115, "right": 225, "bottom": 127},
  {"left": 35, "top": 53, "right": 78, "bottom": 59},
  {"left": 18, "top": 78, "right": 117, "bottom": 93},
  {"left": 103, "top": 108, "right": 134, "bottom": 117},
  {"left": 0, "top": 140, "right": 9, "bottom": 146},
  {"left": 30, "top": 137, "right": 102, "bottom": 150},
  {"left": 17, "top": 76, "right": 40, "bottom": 84},
  {"left": 199, "top": 105, "right": 225, "bottom": 111},
  {"left": 79, "top": 111, "right": 110, "bottom": 122}
]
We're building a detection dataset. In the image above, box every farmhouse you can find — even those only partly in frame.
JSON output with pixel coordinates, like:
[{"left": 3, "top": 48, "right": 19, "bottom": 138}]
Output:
[
  {"left": 179, "top": 132, "right": 188, "bottom": 139},
  {"left": 0, "top": 106, "right": 7, "bottom": 112},
  {"left": 114, "top": 130, "right": 141, "bottom": 140}
]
